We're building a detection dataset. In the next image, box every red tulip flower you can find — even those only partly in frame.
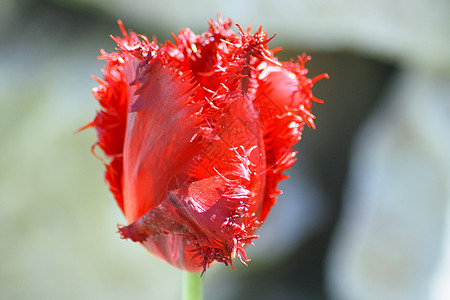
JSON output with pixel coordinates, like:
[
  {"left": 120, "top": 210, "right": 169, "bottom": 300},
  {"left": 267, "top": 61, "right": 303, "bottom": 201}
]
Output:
[{"left": 86, "top": 18, "right": 327, "bottom": 273}]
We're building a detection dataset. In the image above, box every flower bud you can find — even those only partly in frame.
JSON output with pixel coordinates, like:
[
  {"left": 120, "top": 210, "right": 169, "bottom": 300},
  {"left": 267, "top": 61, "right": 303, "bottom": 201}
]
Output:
[{"left": 87, "top": 18, "right": 327, "bottom": 273}]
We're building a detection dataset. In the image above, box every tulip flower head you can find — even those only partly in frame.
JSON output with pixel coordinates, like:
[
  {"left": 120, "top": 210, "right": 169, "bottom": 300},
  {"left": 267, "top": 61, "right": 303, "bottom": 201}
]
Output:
[{"left": 86, "top": 17, "right": 327, "bottom": 273}]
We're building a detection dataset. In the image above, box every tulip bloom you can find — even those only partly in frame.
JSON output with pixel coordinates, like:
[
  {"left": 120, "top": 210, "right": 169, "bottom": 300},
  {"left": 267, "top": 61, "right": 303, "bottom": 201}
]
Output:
[{"left": 86, "top": 18, "right": 327, "bottom": 273}]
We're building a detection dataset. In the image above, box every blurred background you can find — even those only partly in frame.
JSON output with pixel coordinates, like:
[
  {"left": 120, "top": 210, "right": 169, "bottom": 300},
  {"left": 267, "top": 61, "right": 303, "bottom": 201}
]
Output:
[{"left": 1, "top": 0, "right": 449, "bottom": 299}]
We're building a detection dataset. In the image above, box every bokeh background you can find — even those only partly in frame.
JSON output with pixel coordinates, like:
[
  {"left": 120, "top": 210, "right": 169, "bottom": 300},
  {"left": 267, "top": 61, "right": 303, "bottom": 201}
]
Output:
[{"left": 1, "top": 0, "right": 449, "bottom": 299}]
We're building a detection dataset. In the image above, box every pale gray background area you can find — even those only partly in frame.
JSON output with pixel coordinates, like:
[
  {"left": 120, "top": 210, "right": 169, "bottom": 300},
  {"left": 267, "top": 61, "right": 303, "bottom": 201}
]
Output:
[{"left": 1, "top": 0, "right": 449, "bottom": 299}]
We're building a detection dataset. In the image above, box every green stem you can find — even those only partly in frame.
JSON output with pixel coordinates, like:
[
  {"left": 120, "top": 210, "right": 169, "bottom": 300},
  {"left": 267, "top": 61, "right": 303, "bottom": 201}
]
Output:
[{"left": 182, "top": 272, "right": 203, "bottom": 300}]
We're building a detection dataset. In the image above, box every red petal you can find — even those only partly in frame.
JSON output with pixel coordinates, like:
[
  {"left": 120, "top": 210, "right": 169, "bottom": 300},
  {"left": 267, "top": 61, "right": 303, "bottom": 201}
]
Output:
[
  {"left": 121, "top": 91, "right": 266, "bottom": 272},
  {"left": 104, "top": 156, "right": 124, "bottom": 212},
  {"left": 123, "top": 58, "right": 203, "bottom": 223},
  {"left": 254, "top": 59, "right": 323, "bottom": 221},
  {"left": 88, "top": 23, "right": 155, "bottom": 213}
]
